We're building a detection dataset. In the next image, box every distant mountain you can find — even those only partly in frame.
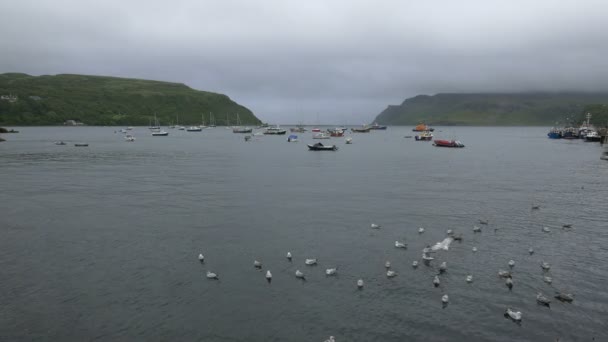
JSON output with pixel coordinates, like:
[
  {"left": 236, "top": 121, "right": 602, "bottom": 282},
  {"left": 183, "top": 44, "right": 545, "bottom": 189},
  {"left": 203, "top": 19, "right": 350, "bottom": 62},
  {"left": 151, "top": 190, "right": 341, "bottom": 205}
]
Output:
[
  {"left": 374, "top": 92, "right": 608, "bottom": 126},
  {"left": 0, "top": 73, "right": 260, "bottom": 126}
]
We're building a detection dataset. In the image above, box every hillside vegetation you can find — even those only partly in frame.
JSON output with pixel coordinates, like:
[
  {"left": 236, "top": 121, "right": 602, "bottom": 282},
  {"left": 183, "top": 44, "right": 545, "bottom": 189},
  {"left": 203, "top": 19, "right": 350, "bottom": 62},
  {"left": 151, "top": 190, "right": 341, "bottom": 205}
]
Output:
[
  {"left": 374, "top": 93, "right": 608, "bottom": 126},
  {"left": 0, "top": 73, "right": 260, "bottom": 126}
]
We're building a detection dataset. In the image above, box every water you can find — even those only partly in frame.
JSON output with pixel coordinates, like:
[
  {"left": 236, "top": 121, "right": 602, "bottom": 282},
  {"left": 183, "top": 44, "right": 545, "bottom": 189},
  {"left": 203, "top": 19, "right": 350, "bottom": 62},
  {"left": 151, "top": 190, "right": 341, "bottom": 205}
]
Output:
[{"left": 1, "top": 126, "right": 607, "bottom": 341}]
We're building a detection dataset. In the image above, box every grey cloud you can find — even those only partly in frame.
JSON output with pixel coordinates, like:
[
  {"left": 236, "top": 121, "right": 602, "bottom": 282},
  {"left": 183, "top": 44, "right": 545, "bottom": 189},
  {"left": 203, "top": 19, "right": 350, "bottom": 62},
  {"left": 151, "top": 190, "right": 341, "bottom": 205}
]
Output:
[{"left": 2, "top": 0, "right": 608, "bottom": 123}]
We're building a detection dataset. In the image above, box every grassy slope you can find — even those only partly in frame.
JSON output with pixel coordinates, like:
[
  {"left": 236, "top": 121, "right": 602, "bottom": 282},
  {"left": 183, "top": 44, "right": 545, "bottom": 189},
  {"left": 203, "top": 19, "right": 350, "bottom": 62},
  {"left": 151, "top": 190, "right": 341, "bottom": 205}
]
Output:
[
  {"left": 0, "top": 73, "right": 260, "bottom": 126},
  {"left": 375, "top": 93, "right": 608, "bottom": 126}
]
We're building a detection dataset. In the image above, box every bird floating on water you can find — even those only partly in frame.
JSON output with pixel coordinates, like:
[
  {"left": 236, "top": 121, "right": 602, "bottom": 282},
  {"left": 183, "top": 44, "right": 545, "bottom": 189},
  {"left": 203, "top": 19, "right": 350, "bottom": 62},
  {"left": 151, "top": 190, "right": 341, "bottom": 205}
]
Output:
[
  {"left": 473, "top": 225, "right": 481, "bottom": 233},
  {"left": 541, "top": 262, "right": 551, "bottom": 271},
  {"left": 412, "top": 261, "right": 419, "bottom": 268},
  {"left": 442, "top": 294, "right": 449, "bottom": 304},
  {"left": 295, "top": 270, "right": 305, "bottom": 279},
  {"left": 433, "top": 275, "right": 440, "bottom": 287},
  {"left": 326, "top": 268, "right": 337, "bottom": 276},
  {"left": 472, "top": 247, "right": 478, "bottom": 253},
  {"left": 198, "top": 254, "right": 205, "bottom": 263},
  {"left": 543, "top": 276, "right": 553, "bottom": 284},
  {"left": 206, "top": 271, "right": 218, "bottom": 280},
  {"left": 536, "top": 292, "right": 551, "bottom": 306},
  {"left": 466, "top": 275, "right": 473, "bottom": 283},
  {"left": 505, "top": 307, "right": 522, "bottom": 322},
  {"left": 371, "top": 223, "right": 380, "bottom": 229},
  {"left": 266, "top": 270, "right": 272, "bottom": 283},
  {"left": 554, "top": 292, "right": 574, "bottom": 302},
  {"left": 508, "top": 260, "right": 515, "bottom": 268},
  {"left": 528, "top": 248, "right": 534, "bottom": 255},
  {"left": 357, "top": 279, "right": 364, "bottom": 288},
  {"left": 324, "top": 336, "right": 335, "bottom": 342},
  {"left": 386, "top": 270, "right": 397, "bottom": 278},
  {"left": 395, "top": 241, "right": 407, "bottom": 249},
  {"left": 542, "top": 226, "right": 551, "bottom": 233},
  {"left": 446, "top": 229, "right": 453, "bottom": 235},
  {"left": 498, "top": 270, "right": 512, "bottom": 278},
  {"left": 254, "top": 260, "right": 262, "bottom": 269},
  {"left": 385, "top": 261, "right": 391, "bottom": 269},
  {"left": 506, "top": 277, "right": 513, "bottom": 290},
  {"left": 439, "top": 262, "right": 447, "bottom": 273},
  {"left": 305, "top": 259, "right": 317, "bottom": 265},
  {"left": 422, "top": 254, "right": 435, "bottom": 261},
  {"left": 418, "top": 227, "right": 425, "bottom": 234},
  {"left": 286, "top": 252, "right": 292, "bottom": 261}
]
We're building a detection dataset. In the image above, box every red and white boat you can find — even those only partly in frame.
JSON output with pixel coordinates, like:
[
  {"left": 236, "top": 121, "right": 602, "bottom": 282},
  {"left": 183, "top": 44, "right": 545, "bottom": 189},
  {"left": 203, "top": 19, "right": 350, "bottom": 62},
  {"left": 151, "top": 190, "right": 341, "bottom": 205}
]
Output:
[
  {"left": 312, "top": 128, "right": 321, "bottom": 132},
  {"left": 433, "top": 139, "right": 465, "bottom": 148}
]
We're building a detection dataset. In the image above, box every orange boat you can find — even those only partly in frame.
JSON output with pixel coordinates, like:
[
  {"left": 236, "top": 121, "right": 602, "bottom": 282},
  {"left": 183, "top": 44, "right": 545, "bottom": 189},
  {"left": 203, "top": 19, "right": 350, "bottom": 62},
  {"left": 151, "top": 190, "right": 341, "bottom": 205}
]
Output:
[{"left": 413, "top": 123, "right": 435, "bottom": 132}]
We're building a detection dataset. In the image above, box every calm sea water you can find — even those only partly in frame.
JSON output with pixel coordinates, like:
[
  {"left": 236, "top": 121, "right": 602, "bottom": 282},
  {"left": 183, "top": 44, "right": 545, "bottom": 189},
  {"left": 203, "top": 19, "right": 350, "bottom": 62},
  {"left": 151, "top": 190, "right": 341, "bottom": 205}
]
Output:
[{"left": 1, "top": 126, "right": 607, "bottom": 342}]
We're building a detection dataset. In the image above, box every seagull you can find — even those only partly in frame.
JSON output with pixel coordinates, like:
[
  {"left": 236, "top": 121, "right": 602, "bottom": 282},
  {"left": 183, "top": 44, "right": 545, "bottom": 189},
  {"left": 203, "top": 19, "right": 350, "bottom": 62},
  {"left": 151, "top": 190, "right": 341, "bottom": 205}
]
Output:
[
  {"left": 265, "top": 270, "right": 272, "bottom": 283},
  {"left": 324, "top": 336, "right": 336, "bottom": 342},
  {"left": 385, "top": 261, "right": 391, "bottom": 269},
  {"left": 387, "top": 270, "right": 397, "bottom": 278},
  {"left": 536, "top": 292, "right": 551, "bottom": 306},
  {"left": 479, "top": 219, "right": 489, "bottom": 225},
  {"left": 371, "top": 223, "right": 380, "bottom": 229},
  {"left": 286, "top": 252, "right": 292, "bottom": 261},
  {"left": 206, "top": 271, "right": 218, "bottom": 280},
  {"left": 473, "top": 225, "right": 481, "bottom": 233},
  {"left": 554, "top": 292, "right": 574, "bottom": 303},
  {"left": 472, "top": 247, "right": 478, "bottom": 253},
  {"left": 422, "top": 254, "right": 435, "bottom": 262},
  {"left": 418, "top": 227, "right": 425, "bottom": 234},
  {"left": 254, "top": 260, "right": 262, "bottom": 269},
  {"left": 542, "top": 226, "right": 551, "bottom": 233},
  {"left": 508, "top": 260, "right": 515, "bottom": 268},
  {"left": 528, "top": 248, "right": 534, "bottom": 255},
  {"left": 439, "top": 262, "right": 447, "bottom": 273},
  {"left": 433, "top": 275, "right": 440, "bottom": 287},
  {"left": 395, "top": 241, "right": 407, "bottom": 249},
  {"left": 295, "top": 270, "right": 305, "bottom": 279},
  {"left": 357, "top": 279, "right": 364, "bottom": 288},
  {"left": 505, "top": 307, "right": 522, "bottom": 322},
  {"left": 466, "top": 275, "right": 473, "bottom": 283},
  {"left": 326, "top": 268, "right": 337, "bottom": 276},
  {"left": 412, "top": 261, "right": 419, "bottom": 268},
  {"left": 498, "top": 270, "right": 512, "bottom": 278},
  {"left": 305, "top": 258, "right": 317, "bottom": 265},
  {"left": 543, "top": 276, "right": 553, "bottom": 284},
  {"left": 506, "top": 277, "right": 513, "bottom": 290},
  {"left": 442, "top": 294, "right": 449, "bottom": 304},
  {"left": 198, "top": 254, "right": 204, "bottom": 263},
  {"left": 446, "top": 229, "right": 453, "bottom": 236},
  {"left": 541, "top": 262, "right": 551, "bottom": 271}
]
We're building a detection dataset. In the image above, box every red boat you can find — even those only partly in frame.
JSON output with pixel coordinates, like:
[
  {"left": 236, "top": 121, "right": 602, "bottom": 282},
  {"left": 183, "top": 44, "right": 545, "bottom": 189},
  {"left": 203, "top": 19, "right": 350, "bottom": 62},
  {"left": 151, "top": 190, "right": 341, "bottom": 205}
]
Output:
[{"left": 433, "top": 139, "right": 465, "bottom": 148}]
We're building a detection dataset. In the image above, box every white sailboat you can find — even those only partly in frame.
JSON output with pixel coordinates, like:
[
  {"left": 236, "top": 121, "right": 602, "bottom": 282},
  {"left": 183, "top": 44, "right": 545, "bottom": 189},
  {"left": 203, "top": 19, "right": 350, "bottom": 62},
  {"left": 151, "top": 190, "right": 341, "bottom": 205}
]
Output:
[
  {"left": 209, "top": 112, "right": 216, "bottom": 127},
  {"left": 232, "top": 113, "right": 252, "bottom": 133}
]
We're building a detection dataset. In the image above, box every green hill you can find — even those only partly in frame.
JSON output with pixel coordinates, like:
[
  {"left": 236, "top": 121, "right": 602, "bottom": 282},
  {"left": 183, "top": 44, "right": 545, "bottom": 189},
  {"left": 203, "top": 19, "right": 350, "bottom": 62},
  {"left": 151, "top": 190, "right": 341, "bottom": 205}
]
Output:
[
  {"left": 0, "top": 73, "right": 260, "bottom": 126},
  {"left": 374, "top": 92, "right": 608, "bottom": 126}
]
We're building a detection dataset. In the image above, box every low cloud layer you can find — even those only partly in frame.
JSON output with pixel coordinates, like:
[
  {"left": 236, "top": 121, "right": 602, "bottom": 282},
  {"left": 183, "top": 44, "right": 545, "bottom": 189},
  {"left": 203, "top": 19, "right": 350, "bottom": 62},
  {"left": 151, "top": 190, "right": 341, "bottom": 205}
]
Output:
[{"left": 2, "top": 0, "right": 608, "bottom": 123}]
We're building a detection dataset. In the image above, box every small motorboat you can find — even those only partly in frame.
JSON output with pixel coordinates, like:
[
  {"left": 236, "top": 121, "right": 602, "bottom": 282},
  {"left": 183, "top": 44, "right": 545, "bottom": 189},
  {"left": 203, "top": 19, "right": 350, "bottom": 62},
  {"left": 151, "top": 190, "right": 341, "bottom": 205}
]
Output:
[
  {"left": 74, "top": 143, "right": 89, "bottom": 147},
  {"left": 151, "top": 130, "right": 169, "bottom": 136},
  {"left": 312, "top": 132, "right": 331, "bottom": 139},
  {"left": 287, "top": 135, "right": 298, "bottom": 142},
  {"left": 415, "top": 131, "right": 433, "bottom": 141},
  {"left": 186, "top": 126, "right": 203, "bottom": 132},
  {"left": 369, "top": 122, "right": 387, "bottom": 130},
  {"left": 351, "top": 126, "right": 371, "bottom": 133},
  {"left": 345, "top": 137, "right": 353, "bottom": 144},
  {"left": 433, "top": 139, "right": 465, "bottom": 148},
  {"left": 307, "top": 143, "right": 338, "bottom": 151},
  {"left": 125, "top": 135, "right": 135, "bottom": 142},
  {"left": 55, "top": 141, "right": 67, "bottom": 145}
]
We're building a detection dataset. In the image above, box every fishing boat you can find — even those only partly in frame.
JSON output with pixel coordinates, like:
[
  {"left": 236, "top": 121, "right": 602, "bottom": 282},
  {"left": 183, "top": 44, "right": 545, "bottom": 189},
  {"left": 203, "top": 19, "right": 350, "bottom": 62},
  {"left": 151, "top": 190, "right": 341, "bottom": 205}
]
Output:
[
  {"left": 287, "top": 135, "right": 298, "bottom": 142},
  {"left": 370, "top": 122, "right": 387, "bottom": 130},
  {"left": 433, "top": 139, "right": 464, "bottom": 148},
  {"left": 263, "top": 125, "right": 287, "bottom": 135},
  {"left": 351, "top": 125, "right": 371, "bottom": 133},
  {"left": 415, "top": 131, "right": 433, "bottom": 141},
  {"left": 413, "top": 123, "right": 434, "bottom": 132},
  {"left": 328, "top": 128, "right": 345, "bottom": 137},
  {"left": 561, "top": 127, "right": 578, "bottom": 139},
  {"left": 547, "top": 127, "right": 562, "bottom": 139},
  {"left": 585, "top": 131, "right": 601, "bottom": 142},
  {"left": 313, "top": 132, "right": 331, "bottom": 139},
  {"left": 307, "top": 142, "right": 338, "bottom": 151}
]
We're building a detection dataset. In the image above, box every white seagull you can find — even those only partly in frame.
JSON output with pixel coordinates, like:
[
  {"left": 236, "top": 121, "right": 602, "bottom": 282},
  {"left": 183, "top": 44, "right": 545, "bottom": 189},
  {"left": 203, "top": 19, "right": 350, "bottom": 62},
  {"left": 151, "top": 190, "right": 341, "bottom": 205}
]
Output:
[
  {"left": 466, "top": 275, "right": 473, "bottom": 283},
  {"left": 528, "top": 248, "right": 534, "bottom": 255},
  {"left": 473, "top": 225, "right": 481, "bottom": 233},
  {"left": 541, "top": 262, "right": 551, "bottom": 271},
  {"left": 505, "top": 307, "right": 522, "bottom": 321},
  {"left": 395, "top": 241, "right": 407, "bottom": 249},
  {"left": 198, "top": 254, "right": 204, "bottom": 262},
  {"left": 543, "top": 276, "right": 553, "bottom": 284},
  {"left": 439, "top": 262, "right": 447, "bottom": 273},
  {"left": 265, "top": 270, "right": 272, "bottom": 282},
  {"left": 412, "top": 261, "right": 419, "bottom": 268},
  {"left": 305, "top": 259, "right": 317, "bottom": 265},
  {"left": 357, "top": 279, "right": 364, "bottom": 288},
  {"left": 326, "top": 268, "right": 337, "bottom": 276},
  {"left": 472, "top": 247, "right": 478, "bottom": 253},
  {"left": 506, "top": 277, "right": 513, "bottom": 289},
  {"left": 206, "top": 271, "right": 218, "bottom": 279},
  {"left": 371, "top": 223, "right": 381, "bottom": 229},
  {"left": 508, "top": 260, "right": 515, "bottom": 268},
  {"left": 254, "top": 260, "right": 262, "bottom": 269},
  {"left": 385, "top": 261, "right": 391, "bottom": 269},
  {"left": 286, "top": 252, "right": 292, "bottom": 261},
  {"left": 442, "top": 294, "right": 449, "bottom": 304},
  {"left": 418, "top": 227, "right": 425, "bottom": 234},
  {"left": 387, "top": 270, "right": 397, "bottom": 278},
  {"left": 542, "top": 226, "right": 551, "bottom": 233},
  {"left": 433, "top": 275, "right": 440, "bottom": 287},
  {"left": 295, "top": 270, "right": 305, "bottom": 279}
]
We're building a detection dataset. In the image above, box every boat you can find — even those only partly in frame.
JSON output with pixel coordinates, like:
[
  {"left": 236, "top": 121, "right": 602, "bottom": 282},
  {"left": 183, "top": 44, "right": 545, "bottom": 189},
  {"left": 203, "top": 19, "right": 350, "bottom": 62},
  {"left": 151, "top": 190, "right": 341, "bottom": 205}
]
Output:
[
  {"left": 148, "top": 114, "right": 161, "bottom": 130},
  {"left": 208, "top": 112, "right": 216, "bottom": 127},
  {"left": 328, "top": 128, "right": 345, "bottom": 137},
  {"left": 433, "top": 139, "right": 464, "bottom": 148},
  {"left": 232, "top": 113, "right": 253, "bottom": 133},
  {"left": 290, "top": 124, "right": 307, "bottom": 132},
  {"left": 351, "top": 125, "right": 371, "bottom": 133},
  {"left": 151, "top": 130, "right": 169, "bottom": 136},
  {"left": 370, "top": 122, "right": 387, "bottom": 130},
  {"left": 345, "top": 137, "right": 353, "bottom": 144},
  {"left": 125, "top": 135, "right": 135, "bottom": 142},
  {"left": 186, "top": 126, "right": 202, "bottom": 132},
  {"left": 415, "top": 131, "right": 433, "bottom": 141},
  {"left": 74, "top": 143, "right": 89, "bottom": 147},
  {"left": 307, "top": 142, "right": 338, "bottom": 151},
  {"left": 601, "top": 147, "right": 608, "bottom": 160},
  {"left": 178, "top": 126, "right": 185, "bottom": 130},
  {"left": 263, "top": 125, "right": 287, "bottom": 135},
  {"left": 413, "top": 123, "right": 434, "bottom": 132},
  {"left": 55, "top": 141, "right": 66, "bottom": 145},
  {"left": 561, "top": 127, "right": 578, "bottom": 139},
  {"left": 126, "top": 127, "right": 133, "bottom": 130},
  {"left": 287, "top": 135, "right": 298, "bottom": 142},
  {"left": 585, "top": 131, "right": 601, "bottom": 142},
  {"left": 547, "top": 127, "right": 562, "bottom": 139},
  {"left": 313, "top": 132, "right": 331, "bottom": 139}
]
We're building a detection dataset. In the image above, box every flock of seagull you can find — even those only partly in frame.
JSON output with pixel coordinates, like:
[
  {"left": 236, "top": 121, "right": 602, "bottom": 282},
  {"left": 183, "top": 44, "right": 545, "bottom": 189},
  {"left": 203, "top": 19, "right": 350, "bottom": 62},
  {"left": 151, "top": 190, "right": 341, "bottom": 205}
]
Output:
[{"left": 198, "top": 204, "right": 576, "bottom": 340}]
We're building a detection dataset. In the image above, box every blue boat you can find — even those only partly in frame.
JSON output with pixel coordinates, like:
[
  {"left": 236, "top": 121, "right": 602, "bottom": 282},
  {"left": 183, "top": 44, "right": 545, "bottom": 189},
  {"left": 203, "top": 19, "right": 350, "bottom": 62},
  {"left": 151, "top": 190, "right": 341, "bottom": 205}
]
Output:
[
  {"left": 287, "top": 135, "right": 298, "bottom": 142},
  {"left": 547, "top": 128, "right": 561, "bottom": 139}
]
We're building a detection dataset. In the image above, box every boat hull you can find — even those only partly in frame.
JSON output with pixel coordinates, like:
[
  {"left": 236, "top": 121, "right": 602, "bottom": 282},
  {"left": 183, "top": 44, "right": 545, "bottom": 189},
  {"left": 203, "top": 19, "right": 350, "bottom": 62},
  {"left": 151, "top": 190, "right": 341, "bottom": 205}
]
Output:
[
  {"left": 433, "top": 139, "right": 465, "bottom": 148},
  {"left": 307, "top": 144, "right": 338, "bottom": 151}
]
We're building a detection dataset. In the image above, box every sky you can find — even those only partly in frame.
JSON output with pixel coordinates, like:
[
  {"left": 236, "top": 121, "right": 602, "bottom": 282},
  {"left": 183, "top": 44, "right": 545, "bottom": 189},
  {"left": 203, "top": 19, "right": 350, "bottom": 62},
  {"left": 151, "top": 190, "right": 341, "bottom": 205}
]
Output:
[{"left": 2, "top": 0, "right": 608, "bottom": 124}]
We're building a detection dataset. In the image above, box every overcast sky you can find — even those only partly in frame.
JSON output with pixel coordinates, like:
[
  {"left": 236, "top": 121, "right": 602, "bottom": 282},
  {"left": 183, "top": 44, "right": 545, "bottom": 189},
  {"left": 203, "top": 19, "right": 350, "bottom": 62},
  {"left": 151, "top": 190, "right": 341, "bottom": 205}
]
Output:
[{"left": 2, "top": 0, "right": 608, "bottom": 124}]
